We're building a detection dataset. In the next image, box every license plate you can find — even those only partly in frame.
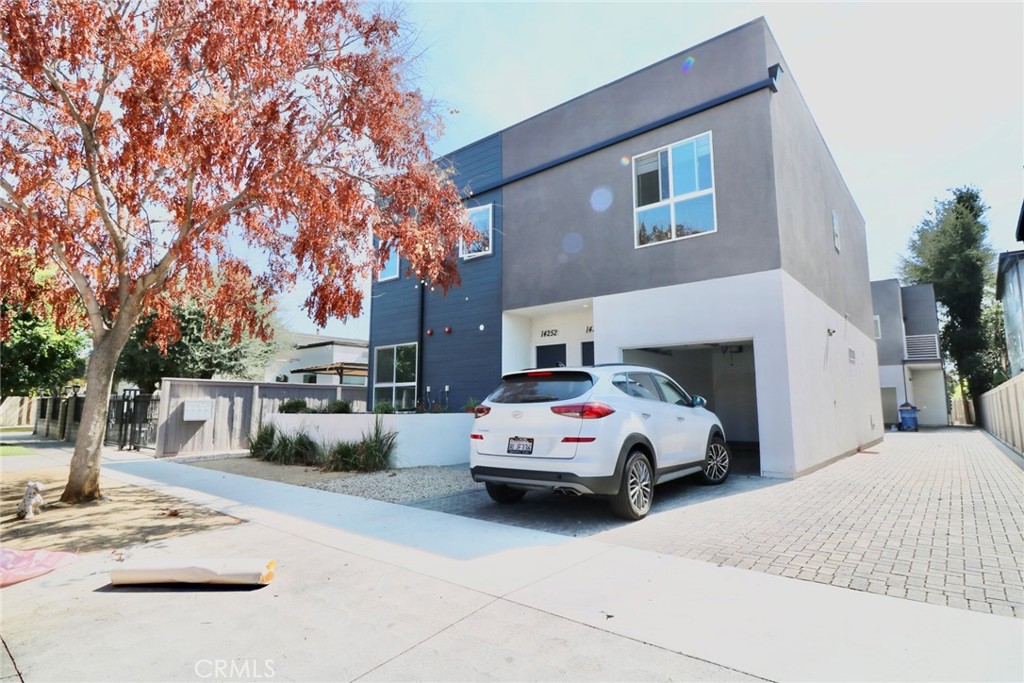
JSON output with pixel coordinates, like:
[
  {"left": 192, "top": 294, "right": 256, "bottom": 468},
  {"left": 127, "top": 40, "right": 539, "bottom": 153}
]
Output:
[{"left": 507, "top": 437, "right": 534, "bottom": 455}]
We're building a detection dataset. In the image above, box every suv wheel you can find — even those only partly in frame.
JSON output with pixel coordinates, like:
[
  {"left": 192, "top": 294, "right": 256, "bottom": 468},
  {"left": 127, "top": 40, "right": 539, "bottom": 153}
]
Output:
[
  {"left": 701, "top": 437, "right": 731, "bottom": 485},
  {"left": 610, "top": 449, "right": 653, "bottom": 520},
  {"left": 485, "top": 482, "right": 526, "bottom": 504}
]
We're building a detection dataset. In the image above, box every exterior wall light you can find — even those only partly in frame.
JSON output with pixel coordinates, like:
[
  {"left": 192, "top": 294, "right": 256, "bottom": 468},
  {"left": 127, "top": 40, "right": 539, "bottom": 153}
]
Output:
[
  {"left": 479, "top": 324, "right": 485, "bottom": 331},
  {"left": 444, "top": 326, "right": 452, "bottom": 334},
  {"left": 426, "top": 328, "right": 433, "bottom": 336}
]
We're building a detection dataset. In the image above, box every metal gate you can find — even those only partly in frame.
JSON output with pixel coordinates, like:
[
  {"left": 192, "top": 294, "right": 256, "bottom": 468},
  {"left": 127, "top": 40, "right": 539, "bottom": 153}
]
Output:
[{"left": 105, "top": 390, "right": 160, "bottom": 450}]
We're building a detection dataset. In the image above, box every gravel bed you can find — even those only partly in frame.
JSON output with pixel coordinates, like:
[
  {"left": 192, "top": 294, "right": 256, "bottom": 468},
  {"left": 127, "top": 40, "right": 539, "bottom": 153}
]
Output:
[{"left": 305, "top": 465, "right": 482, "bottom": 504}]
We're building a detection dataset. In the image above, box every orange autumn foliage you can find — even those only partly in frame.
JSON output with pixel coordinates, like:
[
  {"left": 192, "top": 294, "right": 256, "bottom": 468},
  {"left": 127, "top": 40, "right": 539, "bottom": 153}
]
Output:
[{"left": 0, "top": 0, "right": 474, "bottom": 501}]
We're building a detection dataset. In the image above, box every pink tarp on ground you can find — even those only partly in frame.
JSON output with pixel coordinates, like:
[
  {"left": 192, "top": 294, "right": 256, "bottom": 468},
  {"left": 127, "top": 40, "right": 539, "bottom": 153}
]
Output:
[{"left": 1, "top": 548, "right": 78, "bottom": 587}]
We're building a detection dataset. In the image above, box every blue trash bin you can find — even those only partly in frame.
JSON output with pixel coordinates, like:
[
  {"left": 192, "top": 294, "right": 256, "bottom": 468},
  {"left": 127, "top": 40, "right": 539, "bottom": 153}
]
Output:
[{"left": 898, "top": 403, "right": 919, "bottom": 432}]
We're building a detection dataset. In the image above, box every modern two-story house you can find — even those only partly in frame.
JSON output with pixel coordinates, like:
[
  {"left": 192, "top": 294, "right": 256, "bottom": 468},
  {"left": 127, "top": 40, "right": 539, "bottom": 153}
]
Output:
[
  {"left": 870, "top": 280, "right": 947, "bottom": 427},
  {"left": 369, "top": 18, "right": 883, "bottom": 478}
]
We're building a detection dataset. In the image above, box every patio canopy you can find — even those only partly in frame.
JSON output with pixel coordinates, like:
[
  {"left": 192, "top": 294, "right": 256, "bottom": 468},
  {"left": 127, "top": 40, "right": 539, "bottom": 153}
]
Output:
[{"left": 288, "top": 361, "right": 368, "bottom": 379}]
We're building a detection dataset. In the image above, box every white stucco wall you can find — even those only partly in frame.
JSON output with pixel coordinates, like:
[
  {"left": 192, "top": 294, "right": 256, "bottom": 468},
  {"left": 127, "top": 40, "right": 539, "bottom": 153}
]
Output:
[
  {"left": 501, "top": 313, "right": 532, "bottom": 374},
  {"left": 779, "top": 272, "right": 883, "bottom": 474},
  {"left": 909, "top": 367, "right": 947, "bottom": 426},
  {"left": 267, "top": 413, "right": 474, "bottom": 467},
  {"left": 594, "top": 269, "right": 795, "bottom": 475},
  {"left": 593, "top": 269, "right": 882, "bottom": 477}
]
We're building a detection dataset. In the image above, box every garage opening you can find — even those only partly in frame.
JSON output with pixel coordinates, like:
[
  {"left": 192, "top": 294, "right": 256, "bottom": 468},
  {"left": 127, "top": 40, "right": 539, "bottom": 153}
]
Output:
[{"left": 623, "top": 341, "right": 760, "bottom": 475}]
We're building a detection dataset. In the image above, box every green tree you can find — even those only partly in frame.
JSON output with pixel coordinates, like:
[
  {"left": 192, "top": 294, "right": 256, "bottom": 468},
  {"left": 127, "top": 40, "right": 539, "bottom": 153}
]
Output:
[
  {"left": 0, "top": 308, "right": 87, "bottom": 398},
  {"left": 899, "top": 186, "right": 997, "bottom": 404},
  {"left": 117, "top": 302, "right": 285, "bottom": 393},
  {"left": 979, "top": 291, "right": 1009, "bottom": 387}
]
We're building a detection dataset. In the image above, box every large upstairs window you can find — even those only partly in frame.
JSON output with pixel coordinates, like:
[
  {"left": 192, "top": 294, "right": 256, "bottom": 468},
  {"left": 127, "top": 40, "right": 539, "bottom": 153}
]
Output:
[{"left": 633, "top": 131, "right": 717, "bottom": 248}]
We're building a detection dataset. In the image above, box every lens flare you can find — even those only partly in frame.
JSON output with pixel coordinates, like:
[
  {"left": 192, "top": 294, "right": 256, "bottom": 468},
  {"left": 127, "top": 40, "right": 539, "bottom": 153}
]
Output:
[
  {"left": 563, "top": 232, "right": 584, "bottom": 254},
  {"left": 589, "top": 187, "right": 613, "bottom": 213},
  {"left": 681, "top": 56, "right": 695, "bottom": 73},
  {"left": 620, "top": 156, "right": 631, "bottom": 167}
]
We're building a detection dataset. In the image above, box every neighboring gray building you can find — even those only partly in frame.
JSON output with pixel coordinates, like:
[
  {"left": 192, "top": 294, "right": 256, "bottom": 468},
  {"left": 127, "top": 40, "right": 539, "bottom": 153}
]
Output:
[
  {"left": 370, "top": 18, "right": 883, "bottom": 477},
  {"left": 996, "top": 250, "right": 1024, "bottom": 378},
  {"left": 262, "top": 333, "right": 368, "bottom": 386},
  {"left": 870, "top": 280, "right": 947, "bottom": 427}
]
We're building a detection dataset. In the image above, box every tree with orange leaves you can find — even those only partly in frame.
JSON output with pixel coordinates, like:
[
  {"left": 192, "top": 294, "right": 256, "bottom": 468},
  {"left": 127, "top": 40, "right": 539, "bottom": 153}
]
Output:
[{"left": 0, "top": 0, "right": 473, "bottom": 502}]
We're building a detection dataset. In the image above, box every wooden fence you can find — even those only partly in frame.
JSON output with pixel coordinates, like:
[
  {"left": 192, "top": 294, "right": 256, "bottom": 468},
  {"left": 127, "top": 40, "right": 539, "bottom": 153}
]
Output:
[
  {"left": 154, "top": 378, "right": 367, "bottom": 457},
  {"left": 979, "top": 373, "right": 1024, "bottom": 455},
  {"left": 1, "top": 396, "right": 38, "bottom": 427}
]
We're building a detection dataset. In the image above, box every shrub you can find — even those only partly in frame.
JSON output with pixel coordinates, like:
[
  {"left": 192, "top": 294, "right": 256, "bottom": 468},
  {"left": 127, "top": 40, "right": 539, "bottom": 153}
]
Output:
[
  {"left": 325, "top": 399, "right": 351, "bottom": 414},
  {"left": 373, "top": 401, "right": 395, "bottom": 414},
  {"left": 324, "top": 440, "right": 359, "bottom": 472},
  {"left": 267, "top": 432, "right": 297, "bottom": 465},
  {"left": 292, "top": 431, "right": 325, "bottom": 467},
  {"left": 249, "top": 423, "right": 276, "bottom": 460},
  {"left": 278, "top": 398, "right": 309, "bottom": 414},
  {"left": 358, "top": 415, "right": 397, "bottom": 472},
  {"left": 462, "top": 397, "right": 480, "bottom": 413}
]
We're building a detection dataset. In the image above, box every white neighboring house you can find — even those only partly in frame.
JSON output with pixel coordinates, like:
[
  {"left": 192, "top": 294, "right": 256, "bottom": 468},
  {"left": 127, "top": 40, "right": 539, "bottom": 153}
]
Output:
[
  {"left": 263, "top": 333, "right": 368, "bottom": 388},
  {"left": 870, "top": 280, "right": 948, "bottom": 427}
]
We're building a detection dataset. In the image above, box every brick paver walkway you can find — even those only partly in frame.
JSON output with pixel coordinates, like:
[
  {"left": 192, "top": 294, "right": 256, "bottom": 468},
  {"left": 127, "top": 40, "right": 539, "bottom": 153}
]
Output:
[{"left": 596, "top": 429, "right": 1024, "bottom": 618}]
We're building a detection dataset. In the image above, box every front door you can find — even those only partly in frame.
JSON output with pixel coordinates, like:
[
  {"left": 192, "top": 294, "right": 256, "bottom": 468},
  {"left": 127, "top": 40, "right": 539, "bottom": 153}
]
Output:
[{"left": 536, "top": 344, "right": 567, "bottom": 368}]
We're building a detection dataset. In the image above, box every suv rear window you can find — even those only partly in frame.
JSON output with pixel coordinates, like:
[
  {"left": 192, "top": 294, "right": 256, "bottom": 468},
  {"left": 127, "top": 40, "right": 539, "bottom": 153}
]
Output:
[{"left": 487, "top": 371, "right": 594, "bottom": 404}]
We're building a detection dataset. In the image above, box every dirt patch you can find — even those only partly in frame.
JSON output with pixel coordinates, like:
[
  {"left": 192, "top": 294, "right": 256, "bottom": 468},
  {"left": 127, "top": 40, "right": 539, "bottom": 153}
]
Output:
[
  {"left": 183, "top": 456, "right": 356, "bottom": 487},
  {"left": 1, "top": 467, "right": 243, "bottom": 554}
]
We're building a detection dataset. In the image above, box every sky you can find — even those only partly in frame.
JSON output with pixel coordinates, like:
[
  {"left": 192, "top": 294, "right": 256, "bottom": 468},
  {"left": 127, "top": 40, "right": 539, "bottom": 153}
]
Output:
[{"left": 286, "top": 0, "right": 1023, "bottom": 340}]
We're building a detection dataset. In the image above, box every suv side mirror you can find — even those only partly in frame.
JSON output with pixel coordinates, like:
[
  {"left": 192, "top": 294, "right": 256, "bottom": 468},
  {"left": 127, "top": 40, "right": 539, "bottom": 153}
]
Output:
[{"left": 692, "top": 396, "right": 707, "bottom": 408}]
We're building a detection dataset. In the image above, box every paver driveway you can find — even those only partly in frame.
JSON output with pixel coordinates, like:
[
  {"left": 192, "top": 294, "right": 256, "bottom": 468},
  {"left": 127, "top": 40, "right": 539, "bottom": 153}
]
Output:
[
  {"left": 596, "top": 429, "right": 1024, "bottom": 618},
  {"left": 419, "top": 428, "right": 1024, "bottom": 618}
]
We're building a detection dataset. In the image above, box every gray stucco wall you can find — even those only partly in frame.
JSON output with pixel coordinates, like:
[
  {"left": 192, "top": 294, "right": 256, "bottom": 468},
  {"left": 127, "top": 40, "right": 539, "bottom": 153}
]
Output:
[
  {"left": 764, "top": 28, "right": 874, "bottom": 339},
  {"left": 502, "top": 18, "right": 772, "bottom": 179},
  {"left": 500, "top": 21, "right": 782, "bottom": 310},
  {"left": 871, "top": 279, "right": 907, "bottom": 366},
  {"left": 900, "top": 284, "right": 940, "bottom": 337}
]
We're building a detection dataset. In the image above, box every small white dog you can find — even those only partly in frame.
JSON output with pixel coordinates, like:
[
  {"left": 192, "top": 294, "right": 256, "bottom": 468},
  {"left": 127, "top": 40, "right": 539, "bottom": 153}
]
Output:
[{"left": 15, "top": 481, "right": 45, "bottom": 520}]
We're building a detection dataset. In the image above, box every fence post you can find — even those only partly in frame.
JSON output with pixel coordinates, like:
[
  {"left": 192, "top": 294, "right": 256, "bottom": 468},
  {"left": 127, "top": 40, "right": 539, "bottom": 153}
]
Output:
[
  {"left": 154, "top": 379, "right": 172, "bottom": 457},
  {"left": 249, "top": 384, "right": 261, "bottom": 444}
]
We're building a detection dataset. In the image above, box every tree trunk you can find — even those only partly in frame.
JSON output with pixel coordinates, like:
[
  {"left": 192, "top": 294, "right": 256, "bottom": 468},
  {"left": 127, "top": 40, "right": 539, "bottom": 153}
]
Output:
[{"left": 60, "top": 327, "right": 133, "bottom": 503}]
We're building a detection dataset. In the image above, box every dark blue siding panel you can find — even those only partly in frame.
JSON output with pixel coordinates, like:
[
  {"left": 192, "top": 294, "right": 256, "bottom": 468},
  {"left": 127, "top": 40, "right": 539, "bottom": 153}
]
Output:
[
  {"left": 369, "top": 138, "right": 504, "bottom": 411},
  {"left": 441, "top": 134, "right": 502, "bottom": 197},
  {"left": 422, "top": 185, "right": 503, "bottom": 411}
]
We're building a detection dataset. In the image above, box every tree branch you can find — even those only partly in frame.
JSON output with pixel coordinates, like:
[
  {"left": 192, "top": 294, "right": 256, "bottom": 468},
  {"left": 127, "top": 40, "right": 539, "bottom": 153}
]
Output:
[
  {"left": 39, "top": 64, "right": 128, "bottom": 269},
  {"left": 50, "top": 240, "right": 107, "bottom": 334}
]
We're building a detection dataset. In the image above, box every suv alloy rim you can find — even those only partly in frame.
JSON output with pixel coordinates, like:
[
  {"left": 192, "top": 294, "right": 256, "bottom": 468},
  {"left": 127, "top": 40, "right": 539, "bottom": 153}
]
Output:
[
  {"left": 705, "top": 442, "right": 729, "bottom": 480},
  {"left": 628, "top": 457, "right": 653, "bottom": 514}
]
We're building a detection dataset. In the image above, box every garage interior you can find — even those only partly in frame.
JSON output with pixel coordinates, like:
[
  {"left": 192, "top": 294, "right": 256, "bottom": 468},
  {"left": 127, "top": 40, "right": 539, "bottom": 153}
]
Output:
[{"left": 623, "top": 342, "right": 761, "bottom": 475}]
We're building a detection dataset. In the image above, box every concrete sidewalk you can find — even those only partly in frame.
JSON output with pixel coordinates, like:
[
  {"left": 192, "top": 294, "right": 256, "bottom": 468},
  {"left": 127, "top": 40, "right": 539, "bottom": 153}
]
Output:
[{"left": 2, "top": 434, "right": 1022, "bottom": 682}]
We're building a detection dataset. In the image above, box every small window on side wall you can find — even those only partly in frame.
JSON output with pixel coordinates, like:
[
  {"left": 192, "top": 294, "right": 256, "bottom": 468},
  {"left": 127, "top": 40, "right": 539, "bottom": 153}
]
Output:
[
  {"left": 832, "top": 210, "right": 841, "bottom": 253},
  {"left": 873, "top": 315, "right": 881, "bottom": 340},
  {"left": 460, "top": 205, "right": 493, "bottom": 259}
]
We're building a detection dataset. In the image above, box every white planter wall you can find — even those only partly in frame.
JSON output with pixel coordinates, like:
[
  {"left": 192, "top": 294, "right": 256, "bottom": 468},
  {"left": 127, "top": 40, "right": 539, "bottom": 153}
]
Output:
[{"left": 267, "top": 413, "right": 474, "bottom": 468}]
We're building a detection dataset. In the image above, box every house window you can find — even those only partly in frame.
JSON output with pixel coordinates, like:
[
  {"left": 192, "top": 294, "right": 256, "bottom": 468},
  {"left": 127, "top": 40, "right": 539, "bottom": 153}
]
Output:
[
  {"left": 378, "top": 247, "right": 399, "bottom": 282},
  {"left": 634, "top": 131, "right": 716, "bottom": 247},
  {"left": 460, "top": 205, "right": 493, "bottom": 259},
  {"left": 373, "top": 343, "right": 417, "bottom": 410},
  {"left": 873, "top": 315, "right": 881, "bottom": 339},
  {"left": 303, "top": 374, "right": 317, "bottom": 384},
  {"left": 832, "top": 210, "right": 841, "bottom": 253}
]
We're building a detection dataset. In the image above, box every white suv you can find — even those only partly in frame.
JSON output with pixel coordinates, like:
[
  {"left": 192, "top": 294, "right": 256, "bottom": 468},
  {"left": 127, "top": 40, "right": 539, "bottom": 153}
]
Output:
[{"left": 469, "top": 364, "right": 731, "bottom": 520}]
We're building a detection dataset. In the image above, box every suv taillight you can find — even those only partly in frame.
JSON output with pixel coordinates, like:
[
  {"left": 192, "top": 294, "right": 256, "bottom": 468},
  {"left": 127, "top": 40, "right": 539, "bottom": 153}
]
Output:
[
  {"left": 550, "top": 402, "right": 615, "bottom": 419},
  {"left": 474, "top": 405, "right": 491, "bottom": 418}
]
